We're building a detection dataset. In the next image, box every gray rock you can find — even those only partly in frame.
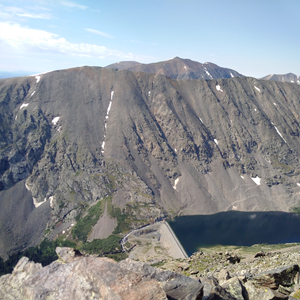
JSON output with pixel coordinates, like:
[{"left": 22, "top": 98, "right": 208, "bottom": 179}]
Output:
[
  {"left": 119, "top": 258, "right": 203, "bottom": 300},
  {"left": 55, "top": 246, "right": 82, "bottom": 263},
  {"left": 217, "top": 269, "right": 231, "bottom": 284},
  {"left": 1, "top": 255, "right": 168, "bottom": 300},
  {"left": 221, "top": 277, "right": 247, "bottom": 300},
  {"left": 0, "top": 256, "right": 42, "bottom": 300},
  {"left": 201, "top": 276, "right": 236, "bottom": 300},
  {"left": 251, "top": 265, "right": 300, "bottom": 289}
]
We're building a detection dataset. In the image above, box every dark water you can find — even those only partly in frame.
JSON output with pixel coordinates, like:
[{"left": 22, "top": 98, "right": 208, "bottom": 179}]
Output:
[{"left": 168, "top": 211, "right": 300, "bottom": 256}]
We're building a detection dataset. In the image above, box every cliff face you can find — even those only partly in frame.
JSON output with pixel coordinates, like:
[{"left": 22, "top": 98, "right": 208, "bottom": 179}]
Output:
[{"left": 1, "top": 66, "right": 300, "bottom": 256}]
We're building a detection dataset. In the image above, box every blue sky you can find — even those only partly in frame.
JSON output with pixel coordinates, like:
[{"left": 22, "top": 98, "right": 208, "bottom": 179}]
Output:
[{"left": 0, "top": 0, "right": 299, "bottom": 77}]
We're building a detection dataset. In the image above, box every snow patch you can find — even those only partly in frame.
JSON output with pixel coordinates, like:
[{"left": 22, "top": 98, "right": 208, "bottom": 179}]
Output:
[
  {"left": 297, "top": 183, "right": 300, "bottom": 187},
  {"left": 241, "top": 175, "right": 244, "bottom": 179},
  {"left": 101, "top": 141, "right": 105, "bottom": 150},
  {"left": 272, "top": 122, "right": 287, "bottom": 143},
  {"left": 273, "top": 103, "right": 277, "bottom": 106},
  {"left": 205, "top": 70, "right": 213, "bottom": 78},
  {"left": 254, "top": 108, "right": 257, "bottom": 111},
  {"left": 31, "top": 91, "right": 35, "bottom": 96},
  {"left": 173, "top": 177, "right": 180, "bottom": 190},
  {"left": 25, "top": 182, "right": 31, "bottom": 191},
  {"left": 230, "top": 72, "right": 234, "bottom": 78},
  {"left": 111, "top": 91, "right": 114, "bottom": 100},
  {"left": 15, "top": 115, "right": 17, "bottom": 120},
  {"left": 184, "top": 66, "right": 187, "bottom": 70},
  {"left": 254, "top": 86, "right": 260, "bottom": 92},
  {"left": 33, "top": 197, "right": 46, "bottom": 208},
  {"left": 199, "top": 117, "right": 203, "bottom": 123},
  {"left": 175, "top": 148, "right": 177, "bottom": 152},
  {"left": 214, "top": 139, "right": 218, "bottom": 145},
  {"left": 216, "top": 85, "right": 223, "bottom": 92},
  {"left": 35, "top": 75, "right": 41, "bottom": 83},
  {"left": 20, "top": 103, "right": 29, "bottom": 109},
  {"left": 251, "top": 176, "right": 261, "bottom": 185},
  {"left": 106, "top": 101, "right": 112, "bottom": 115},
  {"left": 49, "top": 196, "right": 55, "bottom": 208},
  {"left": 249, "top": 214, "right": 257, "bottom": 219},
  {"left": 57, "top": 126, "right": 62, "bottom": 132},
  {"left": 52, "top": 116, "right": 60, "bottom": 125},
  {"left": 148, "top": 91, "right": 151, "bottom": 96},
  {"left": 291, "top": 80, "right": 294, "bottom": 83}
]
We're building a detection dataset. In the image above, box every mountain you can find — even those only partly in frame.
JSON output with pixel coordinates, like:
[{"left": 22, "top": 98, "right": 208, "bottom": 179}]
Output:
[
  {"left": 261, "top": 72, "right": 300, "bottom": 84},
  {"left": 0, "top": 71, "right": 36, "bottom": 79},
  {"left": 106, "top": 56, "right": 244, "bottom": 80},
  {"left": 1, "top": 66, "right": 300, "bottom": 257}
]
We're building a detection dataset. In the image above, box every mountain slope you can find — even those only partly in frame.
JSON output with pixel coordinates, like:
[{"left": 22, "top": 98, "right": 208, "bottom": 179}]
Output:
[
  {"left": 1, "top": 67, "right": 300, "bottom": 257},
  {"left": 106, "top": 57, "right": 244, "bottom": 80},
  {"left": 261, "top": 72, "right": 300, "bottom": 84}
]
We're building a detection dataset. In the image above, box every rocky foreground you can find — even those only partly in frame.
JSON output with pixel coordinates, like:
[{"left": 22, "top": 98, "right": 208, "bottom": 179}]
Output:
[{"left": 1, "top": 247, "right": 300, "bottom": 300}]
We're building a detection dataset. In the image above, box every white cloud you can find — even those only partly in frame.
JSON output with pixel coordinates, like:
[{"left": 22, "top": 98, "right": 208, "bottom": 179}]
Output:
[
  {"left": 0, "top": 22, "right": 134, "bottom": 59},
  {"left": 61, "top": 1, "right": 88, "bottom": 10},
  {"left": 0, "top": 5, "right": 52, "bottom": 20},
  {"left": 85, "top": 28, "right": 113, "bottom": 38},
  {"left": 16, "top": 13, "right": 52, "bottom": 19}
]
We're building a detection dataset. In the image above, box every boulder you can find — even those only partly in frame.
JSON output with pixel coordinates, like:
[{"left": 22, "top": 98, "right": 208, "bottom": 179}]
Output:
[
  {"left": 254, "top": 251, "right": 266, "bottom": 258},
  {"left": 217, "top": 269, "right": 231, "bottom": 284},
  {"left": 55, "top": 246, "right": 83, "bottom": 263},
  {"left": 0, "top": 254, "right": 168, "bottom": 300},
  {"left": 201, "top": 276, "right": 236, "bottom": 300},
  {"left": 251, "top": 265, "right": 300, "bottom": 289},
  {"left": 221, "top": 277, "right": 248, "bottom": 300},
  {"left": 0, "top": 256, "right": 42, "bottom": 300},
  {"left": 119, "top": 258, "right": 203, "bottom": 300},
  {"left": 245, "top": 281, "right": 288, "bottom": 300}
]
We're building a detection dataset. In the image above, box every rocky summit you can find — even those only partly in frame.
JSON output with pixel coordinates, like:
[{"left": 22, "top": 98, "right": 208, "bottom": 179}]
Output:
[
  {"left": 1, "top": 246, "right": 300, "bottom": 300},
  {"left": 1, "top": 60, "right": 300, "bottom": 257}
]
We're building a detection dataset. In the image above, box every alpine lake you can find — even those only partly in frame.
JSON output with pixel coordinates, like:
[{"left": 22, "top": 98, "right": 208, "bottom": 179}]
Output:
[{"left": 168, "top": 211, "right": 300, "bottom": 256}]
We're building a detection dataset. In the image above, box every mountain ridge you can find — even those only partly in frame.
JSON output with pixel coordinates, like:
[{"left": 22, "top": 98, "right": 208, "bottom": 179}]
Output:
[
  {"left": 106, "top": 56, "right": 244, "bottom": 80},
  {"left": 261, "top": 72, "right": 300, "bottom": 84}
]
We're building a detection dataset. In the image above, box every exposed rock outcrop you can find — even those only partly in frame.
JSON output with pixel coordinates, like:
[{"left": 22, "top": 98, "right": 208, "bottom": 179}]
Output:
[
  {"left": 2, "top": 247, "right": 300, "bottom": 299},
  {"left": 0, "top": 247, "right": 203, "bottom": 300}
]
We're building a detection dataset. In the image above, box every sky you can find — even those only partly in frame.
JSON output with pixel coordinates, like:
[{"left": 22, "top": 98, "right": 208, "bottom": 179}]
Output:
[{"left": 0, "top": 0, "right": 299, "bottom": 78}]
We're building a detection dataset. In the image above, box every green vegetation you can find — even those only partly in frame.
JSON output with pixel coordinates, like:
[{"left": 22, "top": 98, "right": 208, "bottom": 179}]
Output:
[
  {"left": 0, "top": 239, "right": 76, "bottom": 276},
  {"left": 104, "top": 252, "right": 128, "bottom": 262},
  {"left": 0, "top": 196, "right": 146, "bottom": 276},
  {"left": 271, "top": 157, "right": 294, "bottom": 175},
  {"left": 150, "top": 259, "right": 166, "bottom": 268},
  {"left": 292, "top": 290, "right": 300, "bottom": 299},
  {"left": 111, "top": 207, "right": 132, "bottom": 234},
  {"left": 200, "top": 242, "right": 300, "bottom": 255},
  {"left": 290, "top": 202, "right": 300, "bottom": 214},
  {"left": 80, "top": 234, "right": 122, "bottom": 255},
  {"left": 72, "top": 200, "right": 103, "bottom": 241}
]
